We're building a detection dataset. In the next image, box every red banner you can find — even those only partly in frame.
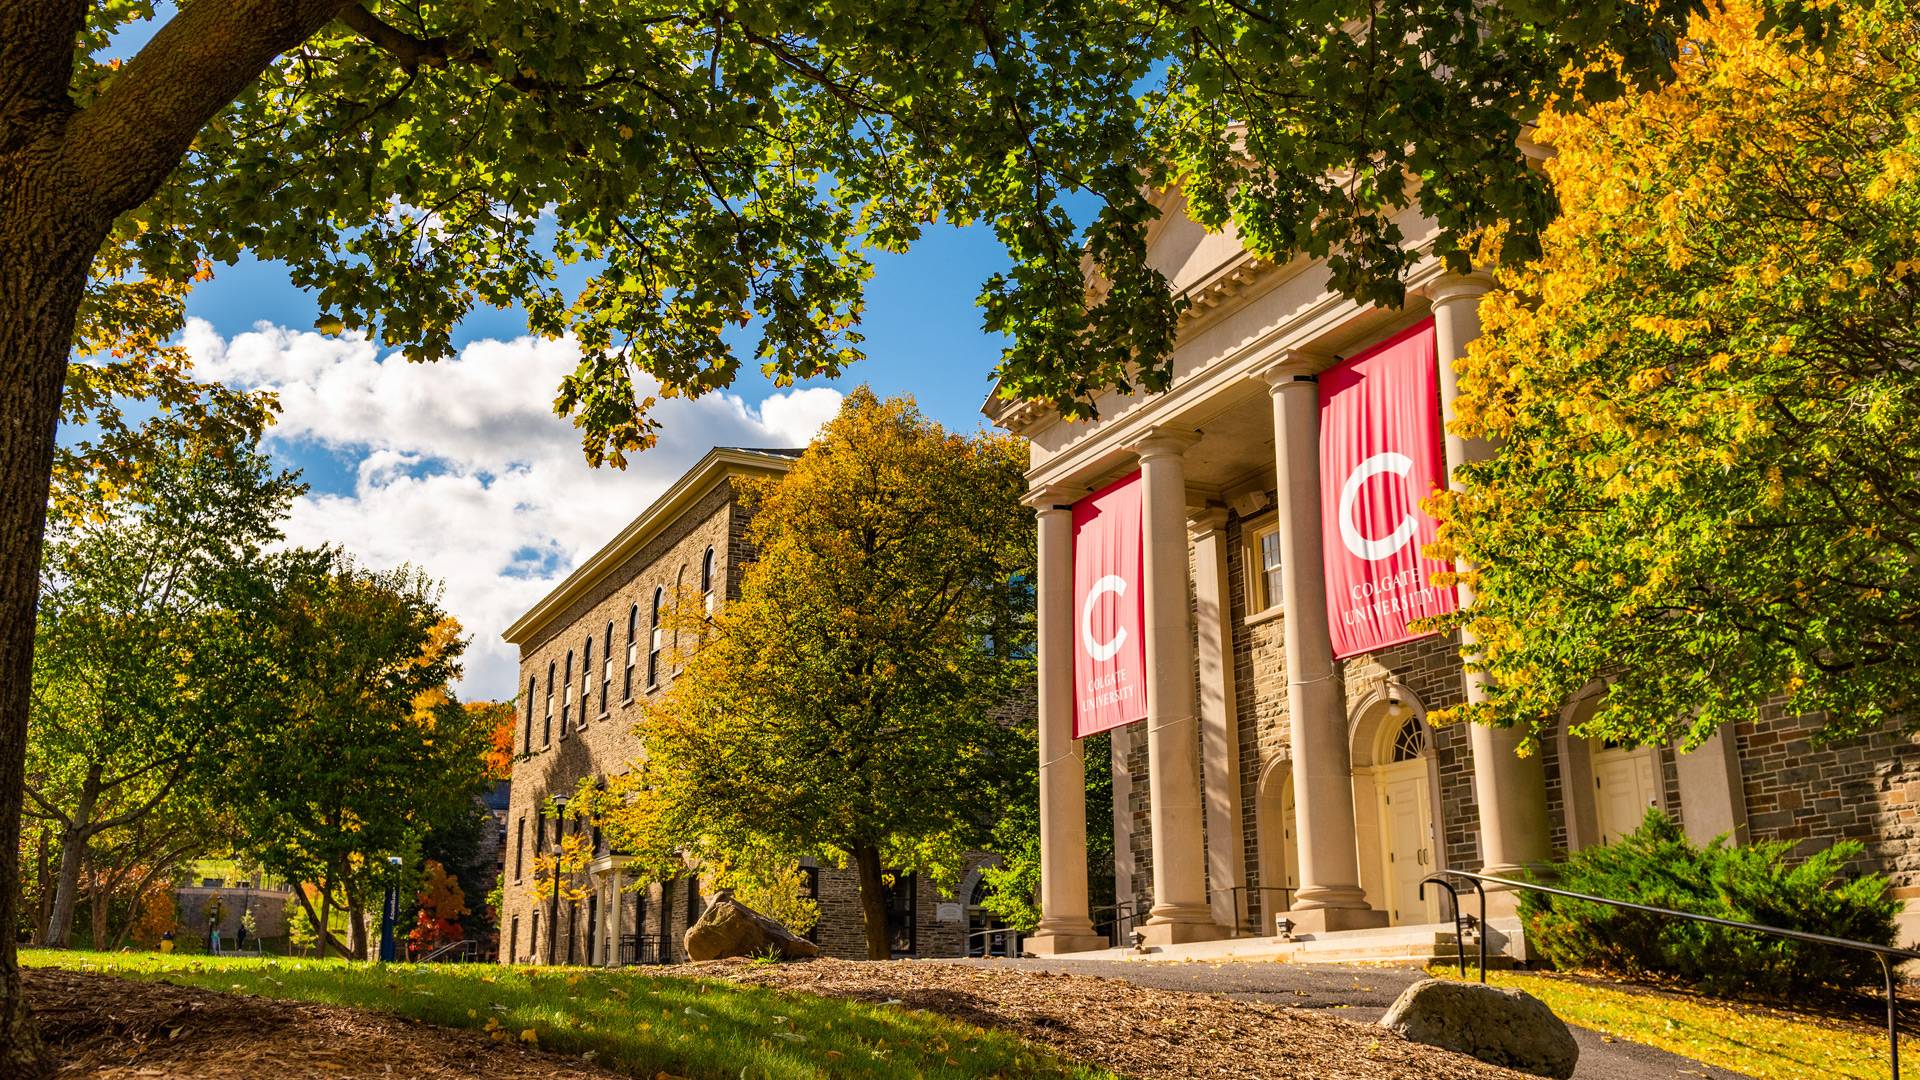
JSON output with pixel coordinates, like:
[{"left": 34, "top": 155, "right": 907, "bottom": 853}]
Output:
[
  {"left": 1072, "top": 472, "right": 1147, "bottom": 738},
  {"left": 1319, "top": 318, "right": 1457, "bottom": 659}
]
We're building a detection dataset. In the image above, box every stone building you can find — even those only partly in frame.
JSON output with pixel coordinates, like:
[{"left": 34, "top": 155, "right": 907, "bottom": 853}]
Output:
[
  {"left": 988, "top": 187, "right": 1920, "bottom": 956},
  {"left": 496, "top": 446, "right": 997, "bottom": 965}
]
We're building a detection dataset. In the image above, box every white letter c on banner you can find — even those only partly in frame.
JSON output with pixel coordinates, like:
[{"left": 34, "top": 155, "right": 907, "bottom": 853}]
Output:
[
  {"left": 1338, "top": 452, "right": 1418, "bottom": 561},
  {"left": 1080, "top": 575, "right": 1129, "bottom": 661}
]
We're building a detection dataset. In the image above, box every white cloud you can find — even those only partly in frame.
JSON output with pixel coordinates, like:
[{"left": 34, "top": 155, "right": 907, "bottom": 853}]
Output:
[{"left": 183, "top": 318, "right": 841, "bottom": 701}]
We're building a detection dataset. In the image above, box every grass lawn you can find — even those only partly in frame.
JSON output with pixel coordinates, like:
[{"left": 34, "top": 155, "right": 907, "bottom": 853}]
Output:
[
  {"left": 1427, "top": 964, "right": 1904, "bottom": 1079},
  {"left": 25, "top": 949, "right": 1118, "bottom": 1080}
]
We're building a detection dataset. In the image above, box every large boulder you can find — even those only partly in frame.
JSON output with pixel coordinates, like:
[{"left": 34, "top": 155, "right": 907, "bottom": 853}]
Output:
[
  {"left": 683, "top": 892, "right": 820, "bottom": 961},
  {"left": 1378, "top": 978, "right": 1579, "bottom": 1079}
]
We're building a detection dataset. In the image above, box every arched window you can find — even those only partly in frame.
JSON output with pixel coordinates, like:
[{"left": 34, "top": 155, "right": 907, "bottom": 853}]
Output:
[
  {"left": 700, "top": 547, "right": 716, "bottom": 615},
  {"left": 523, "top": 676, "right": 536, "bottom": 754},
  {"left": 647, "top": 587, "right": 664, "bottom": 686},
  {"left": 578, "top": 636, "right": 591, "bottom": 728},
  {"left": 561, "top": 650, "right": 574, "bottom": 737},
  {"left": 624, "top": 603, "right": 638, "bottom": 699},
  {"left": 1390, "top": 717, "right": 1429, "bottom": 763},
  {"left": 601, "top": 620, "right": 613, "bottom": 713},
  {"left": 673, "top": 565, "right": 688, "bottom": 664},
  {"left": 543, "top": 662, "right": 555, "bottom": 746}
]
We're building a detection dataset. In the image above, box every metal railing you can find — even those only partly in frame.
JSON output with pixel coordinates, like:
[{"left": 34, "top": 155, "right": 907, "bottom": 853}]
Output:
[
  {"left": 1422, "top": 869, "right": 1920, "bottom": 1080},
  {"left": 1094, "top": 902, "right": 1139, "bottom": 947},
  {"left": 416, "top": 939, "right": 478, "bottom": 963},
  {"left": 1222, "top": 885, "right": 1297, "bottom": 937},
  {"left": 618, "top": 932, "right": 673, "bottom": 966},
  {"left": 967, "top": 926, "right": 1023, "bottom": 958}
]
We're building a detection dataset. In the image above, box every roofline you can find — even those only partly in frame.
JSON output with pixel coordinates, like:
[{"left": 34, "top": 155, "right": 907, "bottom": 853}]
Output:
[{"left": 501, "top": 446, "right": 798, "bottom": 647}]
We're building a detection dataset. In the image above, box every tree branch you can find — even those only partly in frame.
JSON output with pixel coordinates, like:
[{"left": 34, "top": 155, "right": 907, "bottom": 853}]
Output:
[
  {"left": 62, "top": 0, "right": 356, "bottom": 219},
  {"left": 0, "top": 0, "right": 86, "bottom": 152}
]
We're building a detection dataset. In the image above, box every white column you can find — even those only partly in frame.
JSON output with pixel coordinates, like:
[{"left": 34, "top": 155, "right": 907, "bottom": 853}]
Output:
[
  {"left": 1431, "top": 273, "right": 1553, "bottom": 896},
  {"left": 1026, "top": 486, "right": 1107, "bottom": 954},
  {"left": 1135, "top": 432, "right": 1230, "bottom": 944},
  {"left": 1191, "top": 507, "right": 1245, "bottom": 932},
  {"left": 605, "top": 868, "right": 624, "bottom": 966},
  {"left": 1110, "top": 724, "right": 1135, "bottom": 934},
  {"left": 1674, "top": 730, "right": 1749, "bottom": 846},
  {"left": 1261, "top": 357, "right": 1385, "bottom": 932}
]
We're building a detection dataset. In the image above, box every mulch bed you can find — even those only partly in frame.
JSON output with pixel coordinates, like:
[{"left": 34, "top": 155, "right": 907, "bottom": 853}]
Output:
[
  {"left": 680, "top": 957, "right": 1529, "bottom": 1080},
  {"left": 25, "top": 967, "right": 619, "bottom": 1078}
]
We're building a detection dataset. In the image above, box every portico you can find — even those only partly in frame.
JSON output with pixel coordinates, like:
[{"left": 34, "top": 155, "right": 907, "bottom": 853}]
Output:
[{"left": 992, "top": 189, "right": 1557, "bottom": 951}]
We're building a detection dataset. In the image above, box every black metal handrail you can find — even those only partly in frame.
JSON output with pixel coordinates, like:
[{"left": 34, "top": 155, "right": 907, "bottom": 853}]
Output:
[
  {"left": 1222, "top": 885, "right": 1297, "bottom": 937},
  {"left": 967, "top": 926, "right": 1023, "bottom": 958},
  {"left": 1423, "top": 869, "right": 1920, "bottom": 1080},
  {"left": 1093, "top": 902, "right": 1138, "bottom": 947}
]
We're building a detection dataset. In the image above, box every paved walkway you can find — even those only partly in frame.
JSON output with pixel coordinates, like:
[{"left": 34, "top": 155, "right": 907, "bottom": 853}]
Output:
[{"left": 951, "top": 958, "right": 1740, "bottom": 1080}]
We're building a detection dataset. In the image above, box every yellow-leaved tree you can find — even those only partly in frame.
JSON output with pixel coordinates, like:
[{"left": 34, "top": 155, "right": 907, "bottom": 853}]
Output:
[
  {"left": 589, "top": 389, "right": 1035, "bottom": 960},
  {"left": 1432, "top": 0, "right": 1920, "bottom": 747}
]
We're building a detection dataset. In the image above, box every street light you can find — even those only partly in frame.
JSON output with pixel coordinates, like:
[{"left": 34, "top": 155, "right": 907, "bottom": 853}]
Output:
[{"left": 547, "top": 795, "right": 569, "bottom": 965}]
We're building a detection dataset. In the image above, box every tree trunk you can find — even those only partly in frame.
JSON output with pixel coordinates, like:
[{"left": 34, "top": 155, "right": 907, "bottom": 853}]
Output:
[
  {"left": 0, "top": 141, "right": 105, "bottom": 1076},
  {"left": 852, "top": 845, "right": 892, "bottom": 962},
  {"left": 316, "top": 879, "right": 333, "bottom": 960},
  {"left": 44, "top": 766, "right": 101, "bottom": 947}
]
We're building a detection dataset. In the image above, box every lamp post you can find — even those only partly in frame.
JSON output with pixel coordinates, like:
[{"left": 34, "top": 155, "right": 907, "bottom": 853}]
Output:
[
  {"left": 378, "top": 855, "right": 403, "bottom": 962},
  {"left": 547, "top": 794, "right": 569, "bottom": 965}
]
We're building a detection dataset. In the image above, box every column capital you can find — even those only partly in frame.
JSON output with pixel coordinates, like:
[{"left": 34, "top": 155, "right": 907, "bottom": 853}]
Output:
[
  {"left": 1130, "top": 426, "right": 1200, "bottom": 461},
  {"left": 1252, "top": 346, "right": 1333, "bottom": 391},
  {"left": 1188, "top": 504, "right": 1230, "bottom": 538},
  {"left": 1022, "top": 483, "right": 1084, "bottom": 511},
  {"left": 1425, "top": 270, "right": 1495, "bottom": 308}
]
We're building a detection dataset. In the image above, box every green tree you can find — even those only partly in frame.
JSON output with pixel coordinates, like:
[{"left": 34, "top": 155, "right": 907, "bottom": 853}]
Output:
[
  {"left": 224, "top": 551, "right": 489, "bottom": 960},
  {"left": 596, "top": 390, "right": 1032, "bottom": 959},
  {"left": 977, "top": 731, "right": 1112, "bottom": 934},
  {"left": 26, "top": 429, "right": 298, "bottom": 947},
  {"left": 0, "top": 0, "right": 1805, "bottom": 1064},
  {"left": 1432, "top": 0, "right": 1920, "bottom": 749}
]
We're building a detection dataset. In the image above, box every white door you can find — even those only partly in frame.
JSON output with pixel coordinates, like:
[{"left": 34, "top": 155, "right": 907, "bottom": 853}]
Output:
[
  {"left": 1594, "top": 745, "right": 1660, "bottom": 844},
  {"left": 1379, "top": 761, "right": 1435, "bottom": 925}
]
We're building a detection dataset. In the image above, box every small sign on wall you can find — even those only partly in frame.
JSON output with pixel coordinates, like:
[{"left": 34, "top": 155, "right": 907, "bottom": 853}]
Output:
[{"left": 935, "top": 902, "right": 965, "bottom": 923}]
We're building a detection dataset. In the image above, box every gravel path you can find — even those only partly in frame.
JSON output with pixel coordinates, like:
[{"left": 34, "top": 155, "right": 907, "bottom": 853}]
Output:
[{"left": 949, "top": 958, "right": 1743, "bottom": 1080}]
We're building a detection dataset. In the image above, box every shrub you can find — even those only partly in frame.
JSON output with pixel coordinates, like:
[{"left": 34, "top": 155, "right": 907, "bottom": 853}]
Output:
[{"left": 1521, "top": 810, "right": 1898, "bottom": 996}]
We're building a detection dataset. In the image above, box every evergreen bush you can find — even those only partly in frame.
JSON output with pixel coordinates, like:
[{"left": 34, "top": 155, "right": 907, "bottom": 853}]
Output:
[{"left": 1520, "top": 810, "right": 1899, "bottom": 995}]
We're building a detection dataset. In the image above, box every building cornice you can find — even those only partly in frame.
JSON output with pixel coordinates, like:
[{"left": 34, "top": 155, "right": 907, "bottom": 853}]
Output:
[{"left": 501, "top": 447, "right": 798, "bottom": 647}]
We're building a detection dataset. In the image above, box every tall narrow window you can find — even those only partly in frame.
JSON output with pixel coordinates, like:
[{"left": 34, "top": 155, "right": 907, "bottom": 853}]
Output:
[
  {"left": 673, "top": 566, "right": 687, "bottom": 663},
  {"left": 601, "top": 621, "right": 613, "bottom": 712},
  {"left": 523, "top": 676, "right": 536, "bottom": 754},
  {"left": 530, "top": 912, "right": 539, "bottom": 963},
  {"left": 579, "top": 635, "right": 591, "bottom": 728},
  {"left": 1245, "top": 517, "right": 1285, "bottom": 614},
  {"left": 560, "top": 650, "right": 574, "bottom": 737},
  {"left": 535, "top": 811, "right": 546, "bottom": 854},
  {"left": 700, "top": 547, "right": 716, "bottom": 615},
  {"left": 543, "top": 662, "right": 554, "bottom": 746},
  {"left": 647, "top": 587, "right": 664, "bottom": 686},
  {"left": 514, "top": 817, "right": 525, "bottom": 880},
  {"left": 624, "top": 604, "right": 638, "bottom": 699},
  {"left": 509, "top": 916, "right": 519, "bottom": 964}
]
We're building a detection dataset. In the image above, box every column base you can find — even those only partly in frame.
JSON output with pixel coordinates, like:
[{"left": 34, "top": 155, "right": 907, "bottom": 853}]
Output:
[
  {"left": 1283, "top": 906, "right": 1389, "bottom": 934},
  {"left": 1025, "top": 931, "right": 1112, "bottom": 956},
  {"left": 1136, "top": 918, "right": 1232, "bottom": 947}
]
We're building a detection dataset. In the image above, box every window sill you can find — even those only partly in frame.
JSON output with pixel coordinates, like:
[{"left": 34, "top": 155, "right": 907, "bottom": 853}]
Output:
[
  {"left": 1244, "top": 604, "right": 1286, "bottom": 628},
  {"left": 595, "top": 712, "right": 610, "bottom": 723}
]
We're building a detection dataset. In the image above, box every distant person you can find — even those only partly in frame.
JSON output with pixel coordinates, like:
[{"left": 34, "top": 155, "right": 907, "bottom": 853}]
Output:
[
  {"left": 235, "top": 923, "right": 247, "bottom": 952},
  {"left": 160, "top": 929, "right": 175, "bottom": 955},
  {"left": 209, "top": 921, "right": 221, "bottom": 956}
]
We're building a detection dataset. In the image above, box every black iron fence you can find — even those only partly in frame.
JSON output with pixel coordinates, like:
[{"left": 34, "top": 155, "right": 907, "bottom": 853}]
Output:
[
  {"left": 1421, "top": 868, "right": 1920, "bottom": 1080},
  {"left": 617, "top": 931, "right": 674, "bottom": 966}
]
